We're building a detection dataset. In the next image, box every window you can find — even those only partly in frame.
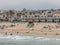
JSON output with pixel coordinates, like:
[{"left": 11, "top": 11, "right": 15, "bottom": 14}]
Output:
[
  {"left": 41, "top": 16, "right": 46, "bottom": 18},
  {"left": 58, "top": 16, "right": 59, "bottom": 17},
  {"left": 54, "top": 16, "right": 57, "bottom": 17},
  {"left": 25, "top": 16, "right": 27, "bottom": 17},
  {"left": 44, "top": 16, "right": 46, "bottom": 18},
  {"left": 48, "top": 15, "right": 53, "bottom": 17},
  {"left": 35, "top": 16, "right": 39, "bottom": 17},
  {"left": 41, "top": 16, "right": 43, "bottom": 17},
  {"left": 35, "top": 16, "right": 37, "bottom": 17}
]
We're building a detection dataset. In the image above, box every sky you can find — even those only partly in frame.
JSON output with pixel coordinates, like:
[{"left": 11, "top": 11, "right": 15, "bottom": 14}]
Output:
[{"left": 0, "top": 0, "right": 60, "bottom": 10}]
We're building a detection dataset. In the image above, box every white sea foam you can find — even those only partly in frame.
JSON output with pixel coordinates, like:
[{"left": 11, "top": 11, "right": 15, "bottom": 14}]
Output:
[{"left": 0, "top": 35, "right": 60, "bottom": 41}]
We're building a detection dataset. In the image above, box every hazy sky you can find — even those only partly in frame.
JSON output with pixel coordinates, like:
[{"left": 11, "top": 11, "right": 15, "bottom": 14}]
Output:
[{"left": 0, "top": 0, "right": 60, "bottom": 10}]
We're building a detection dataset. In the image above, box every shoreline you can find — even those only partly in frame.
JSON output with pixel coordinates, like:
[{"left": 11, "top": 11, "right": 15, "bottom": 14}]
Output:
[
  {"left": 0, "top": 33, "right": 60, "bottom": 38},
  {"left": 0, "top": 34, "right": 60, "bottom": 40}
]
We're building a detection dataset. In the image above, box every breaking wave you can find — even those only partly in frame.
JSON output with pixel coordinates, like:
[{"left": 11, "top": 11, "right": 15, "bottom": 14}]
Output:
[{"left": 0, "top": 35, "right": 60, "bottom": 41}]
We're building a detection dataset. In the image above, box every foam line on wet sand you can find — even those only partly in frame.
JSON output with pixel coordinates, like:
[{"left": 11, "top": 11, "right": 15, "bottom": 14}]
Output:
[{"left": 0, "top": 35, "right": 60, "bottom": 41}]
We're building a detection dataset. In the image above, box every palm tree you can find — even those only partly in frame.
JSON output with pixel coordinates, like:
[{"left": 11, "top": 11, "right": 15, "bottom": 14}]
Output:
[
  {"left": 9, "top": 10, "right": 15, "bottom": 16},
  {"left": 6, "top": 10, "right": 15, "bottom": 22},
  {"left": 17, "top": 13, "right": 21, "bottom": 17},
  {"left": 22, "top": 8, "right": 26, "bottom": 11},
  {"left": 5, "top": 11, "right": 9, "bottom": 21},
  {"left": 29, "top": 12, "right": 33, "bottom": 15},
  {"left": 33, "top": 12, "right": 35, "bottom": 15}
]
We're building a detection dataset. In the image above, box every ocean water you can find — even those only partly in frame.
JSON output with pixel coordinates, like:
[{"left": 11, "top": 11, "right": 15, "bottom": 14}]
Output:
[{"left": 0, "top": 35, "right": 60, "bottom": 45}]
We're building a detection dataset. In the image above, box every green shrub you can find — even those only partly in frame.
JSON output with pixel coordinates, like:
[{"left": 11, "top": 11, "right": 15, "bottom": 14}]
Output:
[{"left": 27, "top": 23, "right": 34, "bottom": 28}]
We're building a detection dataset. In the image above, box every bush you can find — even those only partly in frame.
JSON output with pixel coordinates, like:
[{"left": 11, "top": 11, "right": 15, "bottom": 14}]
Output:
[{"left": 27, "top": 23, "right": 34, "bottom": 28}]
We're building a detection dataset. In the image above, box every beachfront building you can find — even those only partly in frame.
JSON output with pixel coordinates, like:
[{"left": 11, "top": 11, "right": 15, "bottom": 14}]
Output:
[
  {"left": 20, "top": 10, "right": 60, "bottom": 22},
  {"left": 0, "top": 9, "right": 60, "bottom": 22}
]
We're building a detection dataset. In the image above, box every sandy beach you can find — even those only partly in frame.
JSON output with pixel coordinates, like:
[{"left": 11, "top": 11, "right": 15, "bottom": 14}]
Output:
[{"left": 0, "top": 22, "right": 60, "bottom": 36}]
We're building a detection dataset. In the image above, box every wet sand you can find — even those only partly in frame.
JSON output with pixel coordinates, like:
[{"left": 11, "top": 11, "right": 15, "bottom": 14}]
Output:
[{"left": 0, "top": 22, "right": 60, "bottom": 36}]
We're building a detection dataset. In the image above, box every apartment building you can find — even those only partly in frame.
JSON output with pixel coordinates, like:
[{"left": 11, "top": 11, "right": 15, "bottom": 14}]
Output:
[{"left": 0, "top": 9, "right": 60, "bottom": 22}]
